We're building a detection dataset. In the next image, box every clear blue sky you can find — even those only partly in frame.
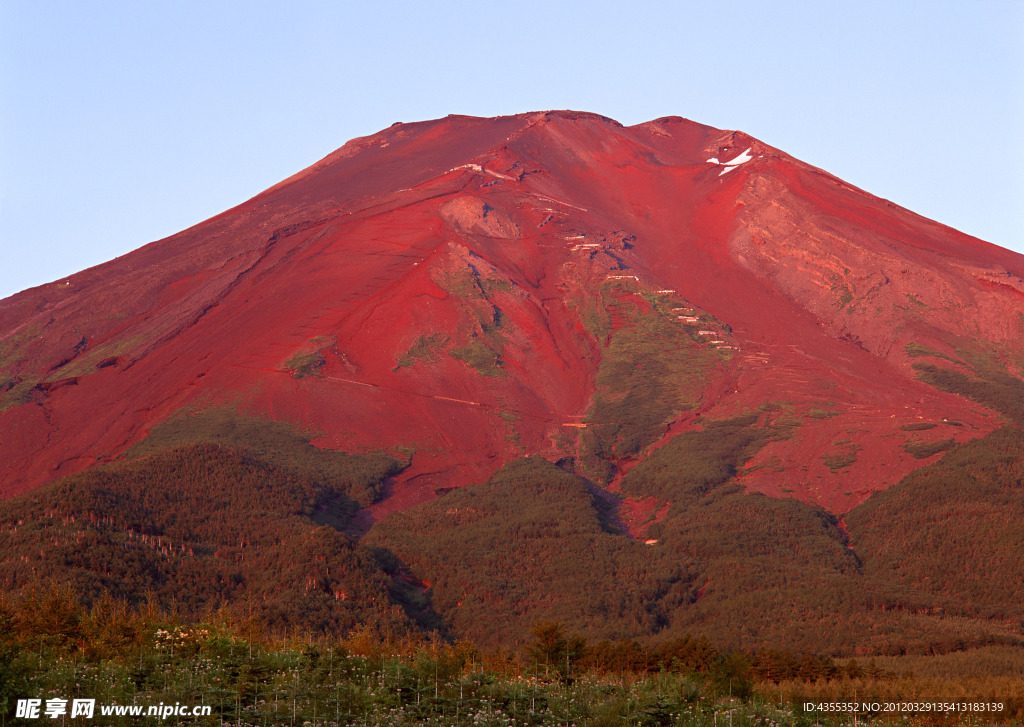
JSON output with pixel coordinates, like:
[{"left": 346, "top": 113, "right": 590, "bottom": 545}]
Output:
[{"left": 2, "top": 1, "right": 1022, "bottom": 299}]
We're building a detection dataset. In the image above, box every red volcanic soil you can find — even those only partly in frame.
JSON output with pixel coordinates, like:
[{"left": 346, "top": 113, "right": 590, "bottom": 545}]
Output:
[{"left": 2, "top": 111, "right": 1022, "bottom": 515}]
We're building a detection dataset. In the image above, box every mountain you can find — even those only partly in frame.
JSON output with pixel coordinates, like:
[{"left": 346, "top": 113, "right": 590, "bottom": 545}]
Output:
[{"left": 2, "top": 111, "right": 1024, "bottom": 653}]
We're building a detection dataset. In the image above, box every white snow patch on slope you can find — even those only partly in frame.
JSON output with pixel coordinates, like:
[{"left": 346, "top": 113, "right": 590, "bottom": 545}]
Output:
[
  {"left": 724, "top": 147, "right": 753, "bottom": 166},
  {"left": 707, "top": 147, "right": 753, "bottom": 175}
]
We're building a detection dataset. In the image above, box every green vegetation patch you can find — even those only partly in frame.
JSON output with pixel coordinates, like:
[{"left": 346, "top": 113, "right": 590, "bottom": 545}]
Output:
[
  {"left": 366, "top": 457, "right": 692, "bottom": 645},
  {"left": 0, "top": 329, "right": 146, "bottom": 411},
  {"left": 619, "top": 414, "right": 778, "bottom": 503},
  {"left": 0, "top": 444, "right": 414, "bottom": 635},
  {"left": 284, "top": 351, "right": 325, "bottom": 378},
  {"left": 580, "top": 289, "right": 727, "bottom": 473},
  {"left": 394, "top": 333, "right": 449, "bottom": 370},
  {"left": 449, "top": 337, "right": 503, "bottom": 377},
  {"left": 432, "top": 260, "right": 511, "bottom": 379},
  {"left": 650, "top": 490, "right": 863, "bottom": 654},
  {"left": 0, "top": 322, "right": 44, "bottom": 371},
  {"left": 913, "top": 361, "right": 1024, "bottom": 424},
  {"left": 567, "top": 278, "right": 622, "bottom": 341},
  {"left": 127, "top": 407, "right": 405, "bottom": 508},
  {"left": 905, "top": 341, "right": 962, "bottom": 364},
  {"left": 480, "top": 275, "right": 512, "bottom": 295},
  {"left": 822, "top": 446, "right": 860, "bottom": 471},
  {"left": 0, "top": 378, "right": 40, "bottom": 412},
  {"left": 899, "top": 293, "right": 930, "bottom": 312},
  {"left": 832, "top": 282, "right": 854, "bottom": 310},
  {"left": 0, "top": 323, "right": 46, "bottom": 411},
  {"left": 432, "top": 266, "right": 486, "bottom": 300},
  {"left": 498, "top": 407, "right": 523, "bottom": 448},
  {"left": 900, "top": 422, "right": 937, "bottom": 431},
  {"left": 48, "top": 334, "right": 147, "bottom": 380},
  {"left": 846, "top": 427, "right": 1024, "bottom": 616},
  {"left": 432, "top": 261, "right": 512, "bottom": 308},
  {"left": 903, "top": 438, "right": 955, "bottom": 459},
  {"left": 366, "top": 449, "right": 904, "bottom": 655}
]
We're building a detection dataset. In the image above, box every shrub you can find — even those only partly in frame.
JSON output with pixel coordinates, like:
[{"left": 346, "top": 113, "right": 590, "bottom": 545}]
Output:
[
  {"left": 284, "top": 351, "right": 325, "bottom": 378},
  {"left": 903, "top": 438, "right": 955, "bottom": 459}
]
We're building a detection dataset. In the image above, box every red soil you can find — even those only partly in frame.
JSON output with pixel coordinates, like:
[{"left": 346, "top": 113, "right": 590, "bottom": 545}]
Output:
[{"left": 2, "top": 111, "right": 1022, "bottom": 516}]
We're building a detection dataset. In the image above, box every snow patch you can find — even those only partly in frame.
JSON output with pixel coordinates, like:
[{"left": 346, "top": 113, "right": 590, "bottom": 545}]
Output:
[
  {"left": 725, "top": 147, "right": 753, "bottom": 166},
  {"left": 707, "top": 147, "right": 753, "bottom": 175},
  {"left": 449, "top": 163, "right": 517, "bottom": 182}
]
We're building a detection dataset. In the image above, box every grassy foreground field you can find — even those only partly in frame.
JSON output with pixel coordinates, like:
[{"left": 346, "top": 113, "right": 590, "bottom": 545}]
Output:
[{"left": 2, "top": 592, "right": 1022, "bottom": 726}]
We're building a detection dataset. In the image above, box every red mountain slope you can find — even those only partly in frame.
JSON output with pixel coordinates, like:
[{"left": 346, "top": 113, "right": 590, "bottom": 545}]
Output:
[{"left": 2, "top": 111, "right": 1023, "bottom": 516}]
